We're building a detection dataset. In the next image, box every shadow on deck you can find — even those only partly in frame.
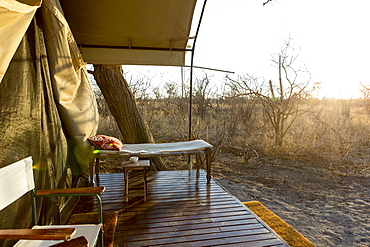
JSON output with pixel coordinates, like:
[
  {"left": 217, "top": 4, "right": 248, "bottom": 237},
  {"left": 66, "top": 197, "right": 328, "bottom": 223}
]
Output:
[{"left": 72, "top": 170, "right": 288, "bottom": 247}]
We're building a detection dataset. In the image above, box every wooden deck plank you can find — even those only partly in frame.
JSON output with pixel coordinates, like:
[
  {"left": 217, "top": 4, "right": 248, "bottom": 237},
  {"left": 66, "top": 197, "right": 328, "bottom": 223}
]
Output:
[
  {"left": 117, "top": 215, "right": 258, "bottom": 231},
  {"left": 121, "top": 229, "right": 272, "bottom": 246},
  {"left": 206, "top": 238, "right": 286, "bottom": 247},
  {"left": 72, "top": 170, "right": 288, "bottom": 247},
  {"left": 119, "top": 207, "right": 252, "bottom": 221},
  {"left": 118, "top": 223, "right": 266, "bottom": 241},
  {"left": 115, "top": 219, "right": 261, "bottom": 236},
  {"left": 119, "top": 209, "right": 253, "bottom": 222}
]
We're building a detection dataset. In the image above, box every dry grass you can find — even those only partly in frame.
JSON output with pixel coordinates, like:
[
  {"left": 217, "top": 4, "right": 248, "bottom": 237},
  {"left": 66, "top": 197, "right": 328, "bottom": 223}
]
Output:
[{"left": 96, "top": 96, "right": 370, "bottom": 178}]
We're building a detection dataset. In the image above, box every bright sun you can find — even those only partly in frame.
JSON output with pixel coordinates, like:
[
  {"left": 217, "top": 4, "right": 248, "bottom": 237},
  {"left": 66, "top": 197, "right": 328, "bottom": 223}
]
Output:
[{"left": 315, "top": 82, "right": 363, "bottom": 99}]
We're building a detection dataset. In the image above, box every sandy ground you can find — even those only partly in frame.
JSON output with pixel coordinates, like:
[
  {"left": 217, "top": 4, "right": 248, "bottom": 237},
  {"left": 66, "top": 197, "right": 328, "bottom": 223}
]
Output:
[{"left": 212, "top": 149, "right": 370, "bottom": 247}]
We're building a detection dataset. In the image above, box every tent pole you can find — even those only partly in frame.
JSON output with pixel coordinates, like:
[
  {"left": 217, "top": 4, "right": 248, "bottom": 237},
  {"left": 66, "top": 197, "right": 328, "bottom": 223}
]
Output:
[
  {"left": 189, "top": 55, "right": 193, "bottom": 142},
  {"left": 189, "top": 0, "right": 208, "bottom": 142}
]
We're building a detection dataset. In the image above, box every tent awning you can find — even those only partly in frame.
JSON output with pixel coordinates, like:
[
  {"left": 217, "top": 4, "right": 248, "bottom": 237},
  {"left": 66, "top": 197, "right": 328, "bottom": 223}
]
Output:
[{"left": 60, "top": 0, "right": 198, "bottom": 66}]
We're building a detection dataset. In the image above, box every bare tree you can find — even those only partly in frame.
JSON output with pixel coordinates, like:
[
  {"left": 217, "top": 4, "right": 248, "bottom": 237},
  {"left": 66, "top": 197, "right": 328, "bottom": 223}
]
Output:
[
  {"left": 227, "top": 38, "right": 312, "bottom": 147},
  {"left": 194, "top": 73, "right": 212, "bottom": 121}
]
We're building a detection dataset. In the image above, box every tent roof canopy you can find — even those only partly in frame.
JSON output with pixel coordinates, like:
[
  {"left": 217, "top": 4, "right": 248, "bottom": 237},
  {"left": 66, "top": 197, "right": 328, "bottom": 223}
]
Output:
[{"left": 60, "top": 0, "right": 198, "bottom": 66}]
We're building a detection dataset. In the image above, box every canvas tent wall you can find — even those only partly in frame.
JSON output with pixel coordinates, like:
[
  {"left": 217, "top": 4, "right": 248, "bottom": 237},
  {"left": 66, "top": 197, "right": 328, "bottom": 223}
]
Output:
[
  {"left": 0, "top": 0, "right": 199, "bottom": 246},
  {"left": 0, "top": 0, "right": 98, "bottom": 175},
  {"left": 0, "top": 1, "right": 98, "bottom": 245}
]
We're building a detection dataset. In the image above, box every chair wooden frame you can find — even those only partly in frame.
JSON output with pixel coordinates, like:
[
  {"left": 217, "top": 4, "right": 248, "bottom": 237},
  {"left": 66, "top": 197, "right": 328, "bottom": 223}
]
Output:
[{"left": 0, "top": 157, "right": 105, "bottom": 247}]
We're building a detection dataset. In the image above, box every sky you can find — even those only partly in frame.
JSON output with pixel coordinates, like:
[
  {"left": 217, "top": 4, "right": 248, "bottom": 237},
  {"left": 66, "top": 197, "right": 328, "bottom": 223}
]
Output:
[{"left": 123, "top": 0, "right": 370, "bottom": 99}]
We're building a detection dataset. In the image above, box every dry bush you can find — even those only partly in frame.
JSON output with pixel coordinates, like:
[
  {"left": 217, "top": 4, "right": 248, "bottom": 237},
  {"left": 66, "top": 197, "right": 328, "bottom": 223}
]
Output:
[
  {"left": 95, "top": 75, "right": 370, "bottom": 177},
  {"left": 280, "top": 99, "right": 370, "bottom": 167}
]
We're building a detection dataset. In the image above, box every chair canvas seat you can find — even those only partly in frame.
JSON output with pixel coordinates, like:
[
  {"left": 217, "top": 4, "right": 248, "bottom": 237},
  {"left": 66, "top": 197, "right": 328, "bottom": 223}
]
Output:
[{"left": 14, "top": 224, "right": 101, "bottom": 247}]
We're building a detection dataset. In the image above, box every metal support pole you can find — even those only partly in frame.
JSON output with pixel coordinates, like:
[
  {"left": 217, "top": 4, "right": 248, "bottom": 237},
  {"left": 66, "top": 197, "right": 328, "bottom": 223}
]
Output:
[{"left": 189, "top": 0, "right": 208, "bottom": 141}]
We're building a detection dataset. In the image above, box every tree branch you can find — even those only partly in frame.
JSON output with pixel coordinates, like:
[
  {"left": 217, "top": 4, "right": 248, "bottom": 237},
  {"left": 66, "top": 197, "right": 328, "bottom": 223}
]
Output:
[{"left": 263, "top": 0, "right": 273, "bottom": 6}]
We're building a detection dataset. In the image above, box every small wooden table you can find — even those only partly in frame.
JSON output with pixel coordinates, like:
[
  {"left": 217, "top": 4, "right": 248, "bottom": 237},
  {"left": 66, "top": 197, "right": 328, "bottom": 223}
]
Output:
[{"left": 122, "top": 160, "right": 150, "bottom": 202}]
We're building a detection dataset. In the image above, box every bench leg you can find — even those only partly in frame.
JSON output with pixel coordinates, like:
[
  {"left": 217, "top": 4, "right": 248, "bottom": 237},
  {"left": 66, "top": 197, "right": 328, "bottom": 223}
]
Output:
[
  {"left": 206, "top": 153, "right": 211, "bottom": 184},
  {"left": 89, "top": 158, "right": 100, "bottom": 186},
  {"left": 144, "top": 168, "right": 147, "bottom": 201},
  {"left": 196, "top": 155, "right": 200, "bottom": 176},
  {"left": 95, "top": 158, "right": 100, "bottom": 185},
  {"left": 89, "top": 159, "right": 95, "bottom": 186},
  {"left": 124, "top": 169, "right": 129, "bottom": 202}
]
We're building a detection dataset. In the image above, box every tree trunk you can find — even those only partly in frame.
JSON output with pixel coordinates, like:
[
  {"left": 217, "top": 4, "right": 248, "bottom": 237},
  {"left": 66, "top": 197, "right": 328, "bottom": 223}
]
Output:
[{"left": 92, "top": 64, "right": 166, "bottom": 170}]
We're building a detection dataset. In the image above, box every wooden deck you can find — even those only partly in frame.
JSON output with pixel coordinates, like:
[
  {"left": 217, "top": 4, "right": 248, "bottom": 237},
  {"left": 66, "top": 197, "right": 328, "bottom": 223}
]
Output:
[{"left": 73, "top": 170, "right": 288, "bottom": 247}]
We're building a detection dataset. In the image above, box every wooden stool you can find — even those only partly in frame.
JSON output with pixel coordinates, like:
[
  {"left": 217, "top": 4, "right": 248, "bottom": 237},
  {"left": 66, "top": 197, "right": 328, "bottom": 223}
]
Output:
[{"left": 122, "top": 160, "right": 150, "bottom": 202}]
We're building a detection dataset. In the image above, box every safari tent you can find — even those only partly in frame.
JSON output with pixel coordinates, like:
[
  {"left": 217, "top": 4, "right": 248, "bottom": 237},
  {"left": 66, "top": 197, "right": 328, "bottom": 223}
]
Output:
[{"left": 0, "top": 0, "right": 200, "bottom": 245}]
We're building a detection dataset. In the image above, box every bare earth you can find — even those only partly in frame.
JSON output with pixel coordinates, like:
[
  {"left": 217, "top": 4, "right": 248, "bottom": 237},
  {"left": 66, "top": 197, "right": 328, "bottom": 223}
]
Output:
[
  {"left": 104, "top": 147, "right": 369, "bottom": 246},
  {"left": 212, "top": 148, "right": 370, "bottom": 247}
]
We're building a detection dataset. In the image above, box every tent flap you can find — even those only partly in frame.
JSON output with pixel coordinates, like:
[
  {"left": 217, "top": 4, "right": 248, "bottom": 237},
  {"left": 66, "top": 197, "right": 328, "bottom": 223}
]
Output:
[
  {"left": 41, "top": 0, "right": 99, "bottom": 178},
  {"left": 0, "top": 0, "right": 41, "bottom": 83}
]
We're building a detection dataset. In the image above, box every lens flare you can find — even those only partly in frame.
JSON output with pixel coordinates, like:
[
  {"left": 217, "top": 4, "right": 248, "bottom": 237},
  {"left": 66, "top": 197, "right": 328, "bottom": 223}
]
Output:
[{"left": 32, "top": 162, "right": 41, "bottom": 170}]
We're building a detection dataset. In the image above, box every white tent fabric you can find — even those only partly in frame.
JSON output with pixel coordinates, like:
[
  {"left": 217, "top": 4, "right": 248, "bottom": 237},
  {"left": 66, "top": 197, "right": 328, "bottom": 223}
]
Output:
[
  {"left": 0, "top": 0, "right": 41, "bottom": 83},
  {"left": 60, "top": 0, "right": 197, "bottom": 66}
]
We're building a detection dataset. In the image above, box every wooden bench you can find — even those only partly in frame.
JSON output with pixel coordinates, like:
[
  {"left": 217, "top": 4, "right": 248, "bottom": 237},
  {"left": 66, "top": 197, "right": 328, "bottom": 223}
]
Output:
[
  {"left": 0, "top": 157, "right": 105, "bottom": 247},
  {"left": 90, "top": 140, "right": 213, "bottom": 186}
]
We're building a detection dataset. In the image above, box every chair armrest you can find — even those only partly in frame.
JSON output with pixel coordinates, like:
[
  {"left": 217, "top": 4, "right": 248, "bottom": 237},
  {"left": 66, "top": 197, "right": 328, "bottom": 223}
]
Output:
[
  {"left": 50, "top": 236, "right": 88, "bottom": 247},
  {"left": 36, "top": 186, "right": 105, "bottom": 196},
  {"left": 0, "top": 228, "right": 76, "bottom": 241}
]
